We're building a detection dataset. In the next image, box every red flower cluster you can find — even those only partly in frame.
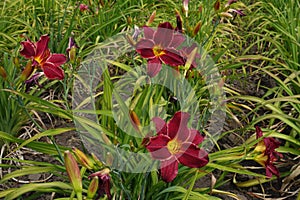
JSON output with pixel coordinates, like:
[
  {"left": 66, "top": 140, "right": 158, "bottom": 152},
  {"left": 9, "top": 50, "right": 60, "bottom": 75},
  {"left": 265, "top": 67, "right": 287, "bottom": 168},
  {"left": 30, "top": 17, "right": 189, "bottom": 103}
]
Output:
[
  {"left": 254, "top": 126, "right": 283, "bottom": 178},
  {"left": 145, "top": 111, "right": 209, "bottom": 182},
  {"left": 20, "top": 35, "right": 66, "bottom": 80},
  {"left": 135, "top": 22, "right": 199, "bottom": 77}
]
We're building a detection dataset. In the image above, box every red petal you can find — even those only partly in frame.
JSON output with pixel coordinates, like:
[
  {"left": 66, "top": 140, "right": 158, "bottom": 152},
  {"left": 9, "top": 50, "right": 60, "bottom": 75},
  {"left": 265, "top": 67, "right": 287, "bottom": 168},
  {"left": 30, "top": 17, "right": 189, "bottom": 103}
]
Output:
[
  {"left": 152, "top": 117, "right": 167, "bottom": 135},
  {"left": 47, "top": 54, "right": 67, "bottom": 66},
  {"left": 20, "top": 40, "right": 36, "bottom": 58},
  {"left": 143, "top": 26, "right": 155, "bottom": 39},
  {"left": 160, "top": 157, "right": 178, "bottom": 182},
  {"left": 146, "top": 135, "right": 171, "bottom": 160},
  {"left": 187, "top": 129, "right": 204, "bottom": 145},
  {"left": 136, "top": 39, "right": 155, "bottom": 58},
  {"left": 158, "top": 22, "right": 174, "bottom": 30},
  {"left": 147, "top": 58, "right": 162, "bottom": 77},
  {"left": 154, "top": 26, "right": 174, "bottom": 48},
  {"left": 41, "top": 62, "right": 64, "bottom": 80},
  {"left": 167, "top": 111, "right": 190, "bottom": 140},
  {"left": 170, "top": 34, "right": 185, "bottom": 48},
  {"left": 177, "top": 143, "right": 209, "bottom": 168},
  {"left": 36, "top": 35, "right": 50, "bottom": 58},
  {"left": 265, "top": 162, "right": 280, "bottom": 178},
  {"left": 255, "top": 126, "right": 263, "bottom": 138},
  {"left": 160, "top": 49, "right": 185, "bottom": 66}
]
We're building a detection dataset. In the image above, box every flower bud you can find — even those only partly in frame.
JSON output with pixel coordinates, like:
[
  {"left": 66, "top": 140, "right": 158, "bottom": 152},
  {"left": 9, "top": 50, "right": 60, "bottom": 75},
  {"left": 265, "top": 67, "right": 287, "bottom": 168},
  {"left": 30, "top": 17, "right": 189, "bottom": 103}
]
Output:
[
  {"left": 20, "top": 60, "right": 33, "bottom": 81},
  {"left": 106, "top": 152, "right": 113, "bottom": 166},
  {"left": 87, "top": 176, "right": 99, "bottom": 199},
  {"left": 214, "top": 0, "right": 220, "bottom": 11},
  {"left": 64, "top": 151, "right": 82, "bottom": 194},
  {"left": 13, "top": 57, "right": 20, "bottom": 68},
  {"left": 72, "top": 147, "right": 94, "bottom": 170},
  {"left": 183, "top": 0, "right": 189, "bottom": 17},
  {"left": 146, "top": 10, "right": 156, "bottom": 26},
  {"left": 0, "top": 66, "right": 7, "bottom": 80},
  {"left": 193, "top": 21, "right": 202, "bottom": 36},
  {"left": 91, "top": 153, "right": 104, "bottom": 168},
  {"left": 130, "top": 110, "right": 141, "bottom": 132}
]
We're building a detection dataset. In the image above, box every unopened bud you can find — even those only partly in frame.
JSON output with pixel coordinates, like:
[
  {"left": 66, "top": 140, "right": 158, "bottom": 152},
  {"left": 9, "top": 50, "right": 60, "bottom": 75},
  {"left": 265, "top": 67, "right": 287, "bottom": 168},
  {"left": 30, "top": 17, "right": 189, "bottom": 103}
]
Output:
[
  {"left": 13, "top": 57, "right": 20, "bottom": 68},
  {"left": 91, "top": 153, "right": 104, "bottom": 168},
  {"left": 214, "top": 0, "right": 220, "bottom": 11},
  {"left": 146, "top": 10, "right": 156, "bottom": 26},
  {"left": 0, "top": 67, "right": 7, "bottom": 80},
  {"left": 106, "top": 152, "right": 113, "bottom": 166},
  {"left": 193, "top": 21, "right": 202, "bottom": 36},
  {"left": 64, "top": 151, "right": 82, "bottom": 194},
  {"left": 72, "top": 147, "right": 94, "bottom": 170},
  {"left": 87, "top": 176, "right": 99, "bottom": 199},
  {"left": 175, "top": 10, "right": 183, "bottom": 33},
  {"left": 183, "top": 0, "right": 189, "bottom": 17},
  {"left": 69, "top": 46, "right": 76, "bottom": 63},
  {"left": 129, "top": 110, "right": 141, "bottom": 132},
  {"left": 20, "top": 60, "right": 33, "bottom": 81}
]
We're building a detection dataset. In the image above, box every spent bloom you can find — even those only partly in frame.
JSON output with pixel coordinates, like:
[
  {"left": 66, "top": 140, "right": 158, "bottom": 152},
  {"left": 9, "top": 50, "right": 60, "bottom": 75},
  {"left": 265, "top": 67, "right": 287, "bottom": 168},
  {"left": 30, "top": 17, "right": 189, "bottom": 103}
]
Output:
[
  {"left": 253, "top": 126, "right": 283, "bottom": 178},
  {"left": 20, "top": 35, "right": 66, "bottom": 80},
  {"left": 88, "top": 168, "right": 112, "bottom": 200},
  {"left": 135, "top": 22, "right": 185, "bottom": 77},
  {"left": 145, "top": 111, "right": 209, "bottom": 182}
]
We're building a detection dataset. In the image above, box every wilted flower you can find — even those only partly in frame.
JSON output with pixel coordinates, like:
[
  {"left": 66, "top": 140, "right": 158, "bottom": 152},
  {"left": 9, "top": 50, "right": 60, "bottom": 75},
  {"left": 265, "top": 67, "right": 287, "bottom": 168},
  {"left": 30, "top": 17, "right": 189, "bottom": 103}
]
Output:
[
  {"left": 89, "top": 168, "right": 112, "bottom": 200},
  {"left": 66, "top": 37, "right": 78, "bottom": 63},
  {"left": 136, "top": 22, "right": 185, "bottom": 77},
  {"left": 25, "top": 72, "right": 43, "bottom": 92},
  {"left": 145, "top": 111, "right": 209, "bottom": 182},
  {"left": 20, "top": 35, "right": 66, "bottom": 80},
  {"left": 253, "top": 126, "right": 283, "bottom": 178}
]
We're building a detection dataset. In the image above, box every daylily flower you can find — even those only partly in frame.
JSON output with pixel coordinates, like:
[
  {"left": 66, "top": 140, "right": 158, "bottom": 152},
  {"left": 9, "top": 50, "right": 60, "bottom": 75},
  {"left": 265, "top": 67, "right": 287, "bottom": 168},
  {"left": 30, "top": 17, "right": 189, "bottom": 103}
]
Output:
[
  {"left": 253, "top": 126, "right": 283, "bottom": 178},
  {"left": 88, "top": 168, "right": 112, "bottom": 200},
  {"left": 79, "top": 4, "right": 89, "bottom": 12},
  {"left": 135, "top": 22, "right": 185, "bottom": 77},
  {"left": 20, "top": 35, "right": 66, "bottom": 80},
  {"left": 145, "top": 111, "right": 209, "bottom": 182}
]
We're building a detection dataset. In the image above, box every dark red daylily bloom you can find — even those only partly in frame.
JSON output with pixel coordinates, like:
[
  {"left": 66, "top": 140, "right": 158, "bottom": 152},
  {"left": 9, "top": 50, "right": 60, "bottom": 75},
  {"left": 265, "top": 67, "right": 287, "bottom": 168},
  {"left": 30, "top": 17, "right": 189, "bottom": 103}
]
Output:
[
  {"left": 145, "top": 111, "right": 209, "bottom": 182},
  {"left": 136, "top": 22, "right": 185, "bottom": 77},
  {"left": 79, "top": 4, "right": 89, "bottom": 12},
  {"left": 20, "top": 35, "right": 66, "bottom": 80},
  {"left": 254, "top": 126, "right": 283, "bottom": 178},
  {"left": 89, "top": 168, "right": 112, "bottom": 200}
]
